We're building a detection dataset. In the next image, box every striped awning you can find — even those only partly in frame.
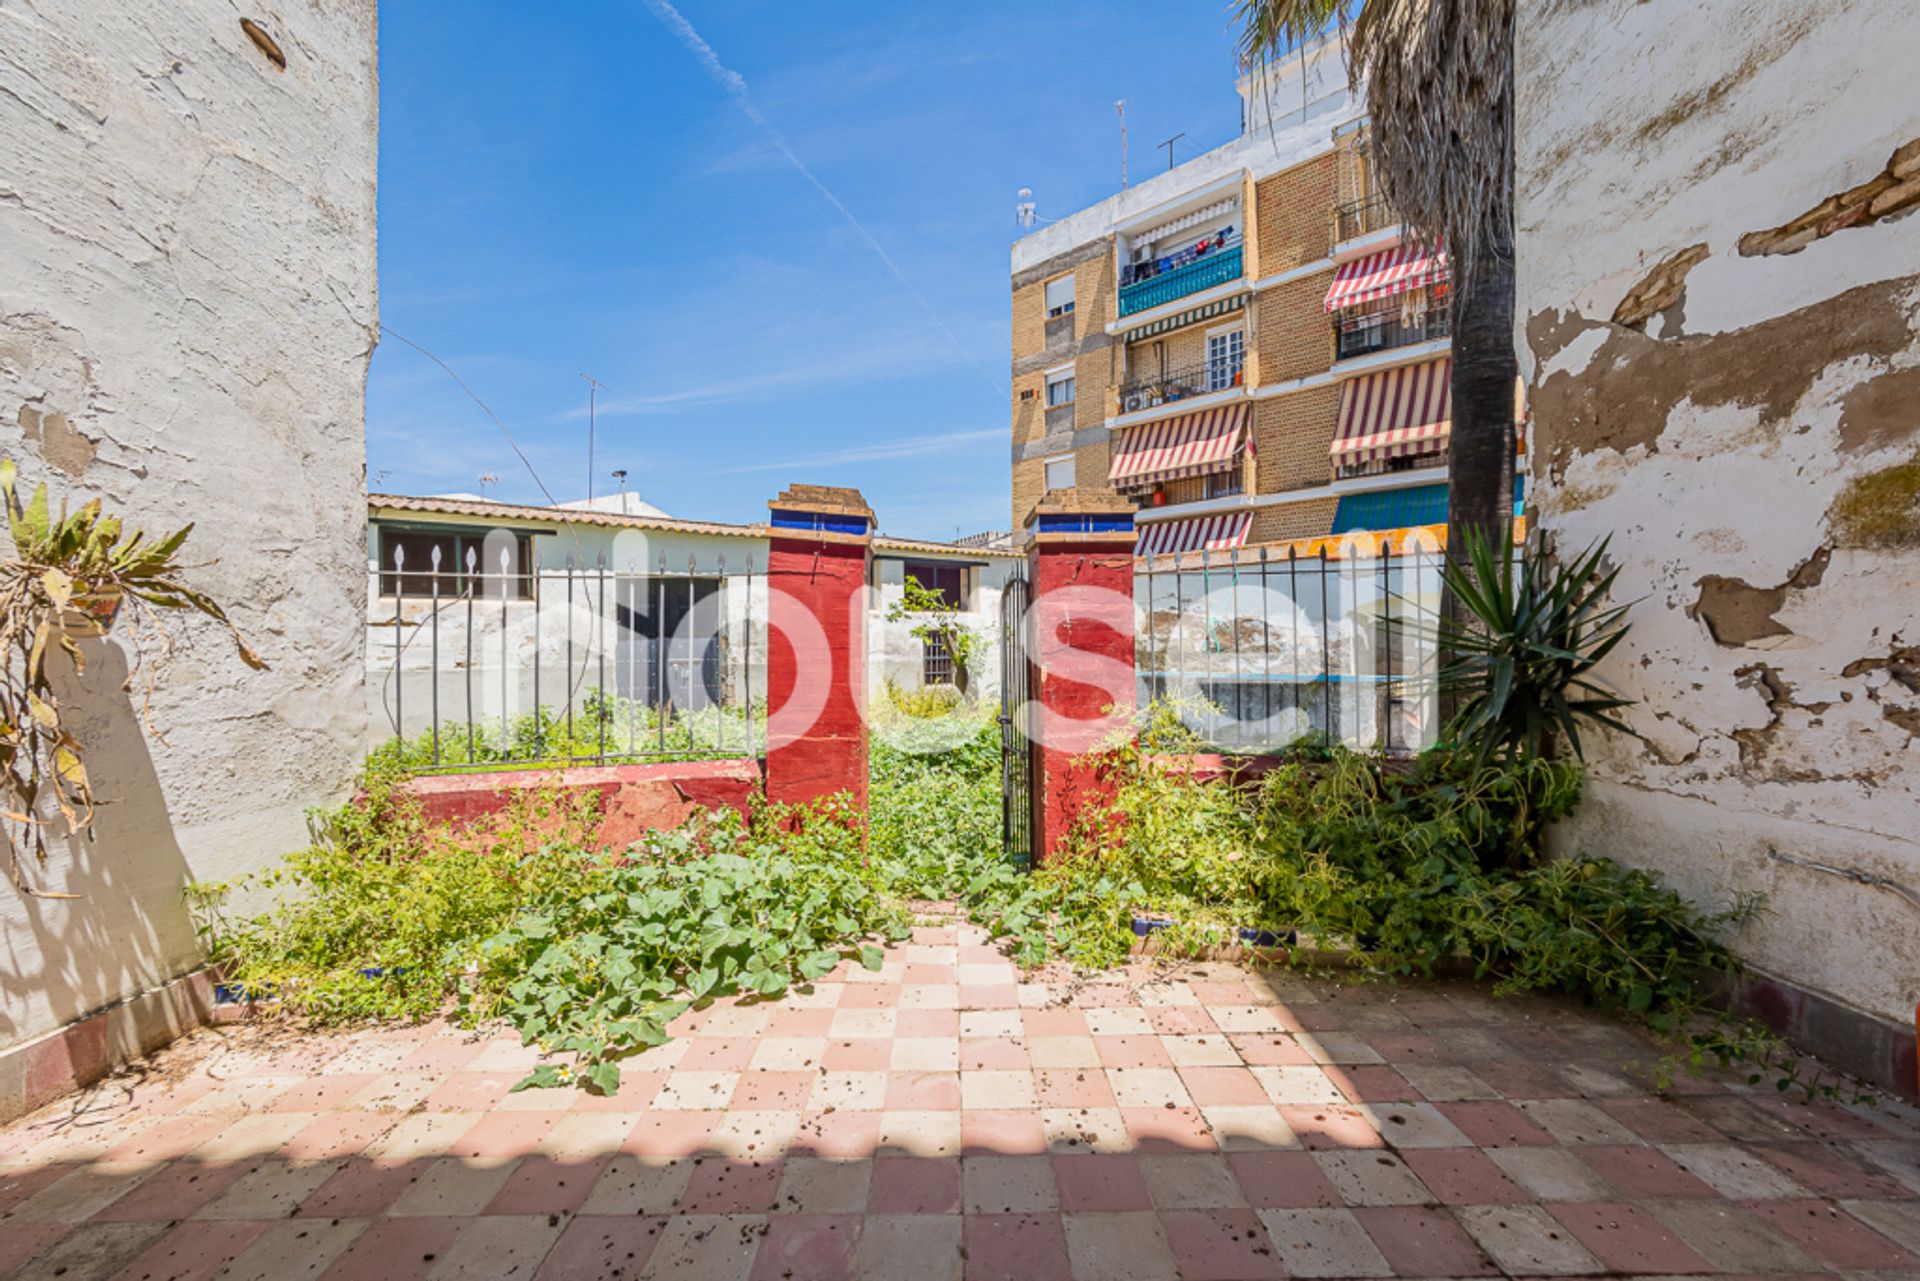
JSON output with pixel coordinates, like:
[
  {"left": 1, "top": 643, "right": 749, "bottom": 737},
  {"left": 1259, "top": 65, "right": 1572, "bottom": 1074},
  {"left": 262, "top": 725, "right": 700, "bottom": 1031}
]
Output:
[
  {"left": 1331, "top": 359, "right": 1451, "bottom": 464},
  {"left": 1323, "top": 244, "right": 1450, "bottom": 312},
  {"left": 1108, "top": 404, "right": 1249, "bottom": 488},
  {"left": 1136, "top": 511, "right": 1253, "bottom": 558},
  {"left": 1118, "top": 293, "right": 1244, "bottom": 343}
]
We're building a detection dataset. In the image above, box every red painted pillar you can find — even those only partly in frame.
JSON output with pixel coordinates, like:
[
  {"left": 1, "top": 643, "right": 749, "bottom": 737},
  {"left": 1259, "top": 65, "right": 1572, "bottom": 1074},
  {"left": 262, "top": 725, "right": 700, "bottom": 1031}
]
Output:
[
  {"left": 763, "top": 485, "right": 874, "bottom": 811},
  {"left": 1023, "top": 494, "right": 1138, "bottom": 863}
]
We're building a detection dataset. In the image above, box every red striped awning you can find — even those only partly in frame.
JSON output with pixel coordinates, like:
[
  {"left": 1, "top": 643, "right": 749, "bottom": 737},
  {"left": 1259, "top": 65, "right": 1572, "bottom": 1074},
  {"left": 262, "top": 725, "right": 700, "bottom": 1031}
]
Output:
[
  {"left": 1107, "top": 404, "right": 1249, "bottom": 489},
  {"left": 1331, "top": 358, "right": 1451, "bottom": 464},
  {"left": 1135, "top": 511, "right": 1253, "bottom": 558},
  {"left": 1323, "top": 244, "right": 1450, "bottom": 312}
]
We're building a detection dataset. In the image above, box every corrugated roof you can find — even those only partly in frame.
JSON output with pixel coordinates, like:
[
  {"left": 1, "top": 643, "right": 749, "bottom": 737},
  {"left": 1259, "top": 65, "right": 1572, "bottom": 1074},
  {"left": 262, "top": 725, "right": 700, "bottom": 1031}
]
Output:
[{"left": 368, "top": 493, "right": 766, "bottom": 540}]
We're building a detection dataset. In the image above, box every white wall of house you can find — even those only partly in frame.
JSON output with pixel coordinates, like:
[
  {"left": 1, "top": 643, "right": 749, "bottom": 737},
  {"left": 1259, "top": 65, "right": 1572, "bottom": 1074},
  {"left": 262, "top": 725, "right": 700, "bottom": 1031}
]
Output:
[
  {"left": 1514, "top": 0, "right": 1920, "bottom": 1028},
  {"left": 868, "top": 549, "right": 1022, "bottom": 705},
  {"left": 366, "top": 512, "right": 769, "bottom": 751},
  {"left": 0, "top": 5, "right": 378, "bottom": 1053}
]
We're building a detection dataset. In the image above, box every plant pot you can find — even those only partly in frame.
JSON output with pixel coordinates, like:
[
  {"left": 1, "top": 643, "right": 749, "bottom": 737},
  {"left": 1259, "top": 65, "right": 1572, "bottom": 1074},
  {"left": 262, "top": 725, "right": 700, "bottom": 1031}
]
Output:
[{"left": 57, "top": 587, "right": 123, "bottom": 638}]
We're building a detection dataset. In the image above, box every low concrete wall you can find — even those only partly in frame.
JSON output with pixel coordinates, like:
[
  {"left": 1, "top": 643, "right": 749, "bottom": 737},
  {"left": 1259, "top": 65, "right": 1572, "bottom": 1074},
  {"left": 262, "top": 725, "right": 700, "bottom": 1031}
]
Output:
[{"left": 403, "top": 758, "right": 762, "bottom": 848}]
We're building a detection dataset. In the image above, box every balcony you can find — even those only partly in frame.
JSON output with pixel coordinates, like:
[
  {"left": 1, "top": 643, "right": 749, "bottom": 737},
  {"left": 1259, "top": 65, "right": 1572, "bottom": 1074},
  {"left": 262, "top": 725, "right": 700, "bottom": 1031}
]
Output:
[
  {"left": 1335, "top": 451, "right": 1447, "bottom": 482},
  {"left": 1118, "top": 238, "right": 1244, "bottom": 316},
  {"left": 1334, "top": 195, "right": 1396, "bottom": 244},
  {"left": 1334, "top": 307, "right": 1451, "bottom": 362},
  {"left": 1117, "top": 356, "right": 1245, "bottom": 415}
]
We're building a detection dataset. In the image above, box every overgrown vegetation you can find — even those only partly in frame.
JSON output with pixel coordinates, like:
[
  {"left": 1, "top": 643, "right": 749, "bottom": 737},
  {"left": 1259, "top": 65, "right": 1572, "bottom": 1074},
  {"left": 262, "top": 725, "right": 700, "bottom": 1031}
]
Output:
[{"left": 369, "top": 689, "right": 765, "bottom": 774}]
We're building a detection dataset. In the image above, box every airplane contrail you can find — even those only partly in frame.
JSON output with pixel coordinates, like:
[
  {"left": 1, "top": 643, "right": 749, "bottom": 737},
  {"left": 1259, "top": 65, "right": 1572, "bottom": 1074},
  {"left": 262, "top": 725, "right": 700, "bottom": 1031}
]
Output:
[{"left": 638, "top": 0, "right": 1005, "bottom": 399}]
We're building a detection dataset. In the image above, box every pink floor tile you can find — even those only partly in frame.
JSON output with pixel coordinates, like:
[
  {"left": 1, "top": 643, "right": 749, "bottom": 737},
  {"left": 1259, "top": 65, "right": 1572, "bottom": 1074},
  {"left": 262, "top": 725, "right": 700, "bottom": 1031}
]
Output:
[
  {"left": 533, "top": 1214, "right": 666, "bottom": 1280},
  {"left": 95, "top": 1160, "right": 252, "bottom": 1221},
  {"left": 421, "top": 1072, "right": 519, "bottom": 1112},
  {"left": 962, "top": 1110, "right": 1049, "bottom": 1156},
  {"left": 569, "top": 1070, "right": 665, "bottom": 1112},
  {"left": 1576, "top": 1143, "right": 1720, "bottom": 1198},
  {"left": 865, "top": 1156, "right": 962, "bottom": 1213},
  {"left": 621, "top": 1110, "right": 720, "bottom": 1158},
  {"left": 896, "top": 1009, "right": 962, "bottom": 1037},
  {"left": 1122, "top": 1106, "right": 1216, "bottom": 1153},
  {"left": 1036, "top": 1068, "right": 1117, "bottom": 1110},
  {"left": 1327, "top": 1065, "right": 1420, "bottom": 1104},
  {"left": 279, "top": 1111, "right": 400, "bottom": 1160},
  {"left": 1352, "top": 1204, "right": 1500, "bottom": 1276},
  {"left": 1225, "top": 1150, "right": 1342, "bottom": 1208},
  {"left": 962, "top": 1211, "right": 1069, "bottom": 1281},
  {"left": 886, "top": 1071, "right": 962, "bottom": 1111},
  {"left": 99, "top": 1115, "right": 227, "bottom": 1163},
  {"left": 0, "top": 1160, "right": 74, "bottom": 1213},
  {"left": 959, "top": 984, "right": 1021, "bottom": 1010},
  {"left": 107, "top": 1218, "right": 267, "bottom": 1281},
  {"left": 1365, "top": 1032, "right": 1445, "bottom": 1062},
  {"left": 767, "top": 1006, "right": 837, "bottom": 1036},
  {"left": 0, "top": 1221, "right": 70, "bottom": 1275},
  {"left": 446, "top": 1111, "right": 558, "bottom": 1158},
  {"left": 1180, "top": 1067, "right": 1269, "bottom": 1107},
  {"left": 678, "top": 1037, "right": 760, "bottom": 1071},
  {"left": 747, "top": 1212, "right": 862, "bottom": 1281},
  {"left": 1751, "top": 1140, "right": 1911, "bottom": 1198},
  {"left": 485, "top": 1154, "right": 608, "bottom": 1215},
  {"left": 1398, "top": 1148, "right": 1528, "bottom": 1204},
  {"left": 266, "top": 1073, "right": 378, "bottom": 1112},
  {"left": 1147, "top": 1007, "right": 1219, "bottom": 1036},
  {"left": 734, "top": 1070, "right": 817, "bottom": 1111},
  {"left": 1275, "top": 1104, "right": 1385, "bottom": 1150},
  {"left": 1051, "top": 1153, "right": 1153, "bottom": 1211},
  {"left": 1227, "top": 1034, "right": 1314, "bottom": 1067},
  {"left": 1160, "top": 1207, "right": 1287, "bottom": 1280},
  {"left": 678, "top": 1156, "right": 784, "bottom": 1213},
  {"left": 1095, "top": 1035, "right": 1173, "bottom": 1069},
  {"left": 1471, "top": 1059, "right": 1571, "bottom": 1099},
  {"left": 838, "top": 984, "right": 902, "bottom": 1010},
  {"left": 791, "top": 1110, "right": 881, "bottom": 1159},
  {"left": 319, "top": 1215, "right": 468, "bottom": 1281},
  {"left": 821, "top": 1038, "right": 894, "bottom": 1070},
  {"left": 1022, "top": 1009, "right": 1090, "bottom": 1038},
  {"left": 396, "top": 1037, "right": 486, "bottom": 1073},
  {"left": 1435, "top": 1100, "right": 1557, "bottom": 1146},
  {"left": 296, "top": 1157, "right": 433, "bottom": 1218},
  {"left": 960, "top": 1039, "right": 1032, "bottom": 1070},
  {"left": 1548, "top": 1201, "right": 1716, "bottom": 1273},
  {"left": 1598, "top": 1096, "right": 1726, "bottom": 1143},
  {"left": 1745, "top": 1198, "right": 1920, "bottom": 1270}
]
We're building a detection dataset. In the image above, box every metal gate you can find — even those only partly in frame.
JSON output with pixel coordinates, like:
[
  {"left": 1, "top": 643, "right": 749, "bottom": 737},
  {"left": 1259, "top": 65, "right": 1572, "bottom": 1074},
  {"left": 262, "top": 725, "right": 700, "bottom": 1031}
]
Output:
[{"left": 998, "top": 571, "right": 1033, "bottom": 871}]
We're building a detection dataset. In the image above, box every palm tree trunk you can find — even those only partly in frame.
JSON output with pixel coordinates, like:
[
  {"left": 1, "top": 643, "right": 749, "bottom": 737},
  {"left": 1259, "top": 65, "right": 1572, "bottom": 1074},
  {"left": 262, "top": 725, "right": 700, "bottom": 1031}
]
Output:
[{"left": 1445, "top": 241, "right": 1518, "bottom": 562}]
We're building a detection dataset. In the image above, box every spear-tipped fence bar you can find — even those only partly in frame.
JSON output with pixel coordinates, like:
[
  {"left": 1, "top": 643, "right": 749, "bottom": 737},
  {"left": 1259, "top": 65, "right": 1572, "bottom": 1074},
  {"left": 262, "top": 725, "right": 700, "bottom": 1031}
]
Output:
[{"left": 1134, "top": 539, "right": 1443, "bottom": 755}]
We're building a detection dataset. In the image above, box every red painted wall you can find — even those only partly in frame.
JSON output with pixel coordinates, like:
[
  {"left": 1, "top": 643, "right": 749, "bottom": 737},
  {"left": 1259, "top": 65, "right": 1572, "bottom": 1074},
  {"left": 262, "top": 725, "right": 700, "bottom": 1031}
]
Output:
[
  {"left": 1027, "top": 538, "right": 1137, "bottom": 863},
  {"left": 402, "top": 758, "right": 760, "bottom": 849},
  {"left": 764, "top": 536, "right": 870, "bottom": 810}
]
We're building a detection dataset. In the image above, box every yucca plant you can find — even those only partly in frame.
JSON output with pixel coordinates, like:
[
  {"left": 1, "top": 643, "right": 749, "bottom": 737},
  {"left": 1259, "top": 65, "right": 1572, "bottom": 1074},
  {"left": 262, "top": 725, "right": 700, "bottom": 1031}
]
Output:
[
  {"left": 0, "top": 459, "right": 265, "bottom": 895},
  {"left": 1436, "top": 527, "right": 1636, "bottom": 765}
]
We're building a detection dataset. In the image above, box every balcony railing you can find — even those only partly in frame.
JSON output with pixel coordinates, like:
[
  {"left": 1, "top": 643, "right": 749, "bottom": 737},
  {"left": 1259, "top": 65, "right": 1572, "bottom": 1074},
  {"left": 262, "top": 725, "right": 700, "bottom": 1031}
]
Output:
[
  {"left": 1334, "top": 308, "right": 1451, "bottom": 362},
  {"left": 1118, "top": 356, "right": 1245, "bottom": 414},
  {"left": 1118, "top": 240, "right": 1244, "bottom": 316},
  {"left": 1334, "top": 195, "right": 1396, "bottom": 243},
  {"left": 1335, "top": 451, "right": 1447, "bottom": 481}
]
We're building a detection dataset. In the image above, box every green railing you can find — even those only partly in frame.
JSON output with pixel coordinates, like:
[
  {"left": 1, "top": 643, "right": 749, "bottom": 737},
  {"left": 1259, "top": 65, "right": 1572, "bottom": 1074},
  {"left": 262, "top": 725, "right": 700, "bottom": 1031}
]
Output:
[{"left": 1118, "top": 245, "right": 1244, "bottom": 316}]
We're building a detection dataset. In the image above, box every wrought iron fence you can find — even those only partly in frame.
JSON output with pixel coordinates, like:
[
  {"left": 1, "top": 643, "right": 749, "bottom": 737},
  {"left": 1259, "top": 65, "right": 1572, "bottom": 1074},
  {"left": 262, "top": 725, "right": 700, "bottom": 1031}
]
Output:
[
  {"left": 1334, "top": 307, "right": 1451, "bottom": 361},
  {"left": 370, "top": 552, "right": 766, "bottom": 774},
  {"left": 1135, "top": 540, "right": 1445, "bottom": 755}
]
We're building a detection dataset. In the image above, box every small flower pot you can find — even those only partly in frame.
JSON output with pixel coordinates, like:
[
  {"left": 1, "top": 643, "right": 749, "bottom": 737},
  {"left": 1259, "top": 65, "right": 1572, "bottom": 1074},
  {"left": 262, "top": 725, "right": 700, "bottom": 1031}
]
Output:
[{"left": 57, "top": 587, "right": 123, "bottom": 638}]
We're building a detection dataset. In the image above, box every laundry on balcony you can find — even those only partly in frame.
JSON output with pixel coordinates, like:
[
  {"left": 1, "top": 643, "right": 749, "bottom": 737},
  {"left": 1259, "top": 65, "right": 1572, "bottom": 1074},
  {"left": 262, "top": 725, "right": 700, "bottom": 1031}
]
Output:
[{"left": 1108, "top": 404, "right": 1250, "bottom": 489}]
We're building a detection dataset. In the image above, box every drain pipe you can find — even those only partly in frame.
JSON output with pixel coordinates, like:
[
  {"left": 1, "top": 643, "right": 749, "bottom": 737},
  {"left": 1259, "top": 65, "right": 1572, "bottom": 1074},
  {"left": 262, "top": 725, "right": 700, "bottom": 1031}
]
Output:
[{"left": 1766, "top": 847, "right": 1920, "bottom": 912}]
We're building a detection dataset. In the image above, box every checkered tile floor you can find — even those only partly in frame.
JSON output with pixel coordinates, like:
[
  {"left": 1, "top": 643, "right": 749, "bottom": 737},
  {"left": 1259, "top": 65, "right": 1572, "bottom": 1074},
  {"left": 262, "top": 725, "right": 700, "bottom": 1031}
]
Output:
[{"left": 3, "top": 921, "right": 1918, "bottom": 1279}]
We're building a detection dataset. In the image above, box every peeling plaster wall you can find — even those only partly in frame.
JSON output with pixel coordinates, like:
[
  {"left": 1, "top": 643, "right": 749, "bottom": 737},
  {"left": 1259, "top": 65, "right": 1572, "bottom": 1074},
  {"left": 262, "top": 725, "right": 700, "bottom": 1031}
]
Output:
[
  {"left": 0, "top": 3, "right": 377, "bottom": 1052},
  {"left": 1515, "top": 0, "right": 1920, "bottom": 1026}
]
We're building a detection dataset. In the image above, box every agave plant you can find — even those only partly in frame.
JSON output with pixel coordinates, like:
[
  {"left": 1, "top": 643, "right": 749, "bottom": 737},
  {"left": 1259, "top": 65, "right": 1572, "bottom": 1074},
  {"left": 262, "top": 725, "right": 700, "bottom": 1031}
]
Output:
[
  {"left": 0, "top": 459, "right": 266, "bottom": 895},
  {"left": 1436, "top": 527, "right": 1636, "bottom": 764}
]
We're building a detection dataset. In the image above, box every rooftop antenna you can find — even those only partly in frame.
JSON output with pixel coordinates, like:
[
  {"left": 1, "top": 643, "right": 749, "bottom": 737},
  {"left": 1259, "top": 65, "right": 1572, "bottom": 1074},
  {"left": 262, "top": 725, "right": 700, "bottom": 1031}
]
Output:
[
  {"left": 1159, "top": 132, "right": 1186, "bottom": 172},
  {"left": 612, "top": 468, "right": 628, "bottom": 510},
  {"left": 579, "top": 373, "right": 606, "bottom": 502},
  {"left": 1015, "top": 187, "right": 1036, "bottom": 230},
  {"left": 372, "top": 467, "right": 390, "bottom": 489},
  {"left": 1116, "top": 100, "right": 1129, "bottom": 188},
  {"left": 477, "top": 472, "right": 499, "bottom": 497}
]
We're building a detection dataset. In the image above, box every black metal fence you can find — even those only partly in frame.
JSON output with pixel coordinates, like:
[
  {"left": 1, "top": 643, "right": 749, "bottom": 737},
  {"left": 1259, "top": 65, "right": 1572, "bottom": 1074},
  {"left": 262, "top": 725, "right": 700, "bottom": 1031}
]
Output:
[
  {"left": 1334, "top": 307, "right": 1451, "bottom": 361},
  {"left": 1118, "top": 355, "right": 1246, "bottom": 414},
  {"left": 1334, "top": 194, "right": 1396, "bottom": 242},
  {"left": 1135, "top": 539, "right": 1444, "bottom": 755},
  {"left": 371, "top": 553, "right": 765, "bottom": 774}
]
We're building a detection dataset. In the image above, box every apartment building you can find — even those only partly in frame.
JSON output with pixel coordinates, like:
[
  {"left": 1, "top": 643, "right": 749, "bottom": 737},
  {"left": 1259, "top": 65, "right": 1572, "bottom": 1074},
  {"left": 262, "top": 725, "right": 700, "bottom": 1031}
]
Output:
[{"left": 1010, "top": 42, "right": 1494, "bottom": 554}]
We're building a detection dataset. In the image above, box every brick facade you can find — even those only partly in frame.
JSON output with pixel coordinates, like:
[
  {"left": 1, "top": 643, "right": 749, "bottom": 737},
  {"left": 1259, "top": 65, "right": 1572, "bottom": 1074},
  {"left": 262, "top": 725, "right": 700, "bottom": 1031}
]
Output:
[
  {"left": 1253, "top": 383, "right": 1340, "bottom": 493},
  {"left": 1255, "top": 153, "right": 1335, "bottom": 278}
]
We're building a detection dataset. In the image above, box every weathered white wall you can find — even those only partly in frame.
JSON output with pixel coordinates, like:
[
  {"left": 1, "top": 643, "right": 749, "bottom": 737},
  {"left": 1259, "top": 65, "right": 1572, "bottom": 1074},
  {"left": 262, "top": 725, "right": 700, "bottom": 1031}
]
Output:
[
  {"left": 0, "top": 3, "right": 377, "bottom": 1051},
  {"left": 1515, "top": 0, "right": 1920, "bottom": 1025}
]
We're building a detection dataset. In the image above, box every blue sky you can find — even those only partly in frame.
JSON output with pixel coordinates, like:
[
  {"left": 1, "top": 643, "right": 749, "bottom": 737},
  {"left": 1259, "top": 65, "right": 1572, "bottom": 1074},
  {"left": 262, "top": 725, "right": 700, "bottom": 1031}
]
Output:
[{"left": 369, "top": 1, "right": 1250, "bottom": 540}]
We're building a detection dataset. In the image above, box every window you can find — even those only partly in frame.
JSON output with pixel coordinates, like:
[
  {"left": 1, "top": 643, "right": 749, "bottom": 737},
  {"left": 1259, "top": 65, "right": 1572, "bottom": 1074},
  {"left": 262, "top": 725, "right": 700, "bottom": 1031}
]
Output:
[
  {"left": 1206, "top": 328, "right": 1245, "bottom": 391},
  {"left": 1205, "top": 471, "right": 1244, "bottom": 500},
  {"left": 1044, "top": 274, "right": 1075, "bottom": 318},
  {"left": 378, "top": 525, "right": 533, "bottom": 599},
  {"left": 1043, "top": 455, "right": 1076, "bottom": 492},
  {"left": 1045, "top": 368, "right": 1075, "bottom": 407},
  {"left": 922, "top": 631, "right": 955, "bottom": 686},
  {"left": 901, "top": 561, "right": 970, "bottom": 612}
]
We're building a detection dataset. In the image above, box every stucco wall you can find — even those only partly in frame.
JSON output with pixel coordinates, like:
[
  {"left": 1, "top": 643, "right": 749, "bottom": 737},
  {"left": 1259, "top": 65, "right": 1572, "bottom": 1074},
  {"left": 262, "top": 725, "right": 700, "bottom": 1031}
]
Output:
[
  {"left": 1514, "top": 0, "right": 1920, "bottom": 1027},
  {"left": 0, "top": 3, "right": 378, "bottom": 1053}
]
